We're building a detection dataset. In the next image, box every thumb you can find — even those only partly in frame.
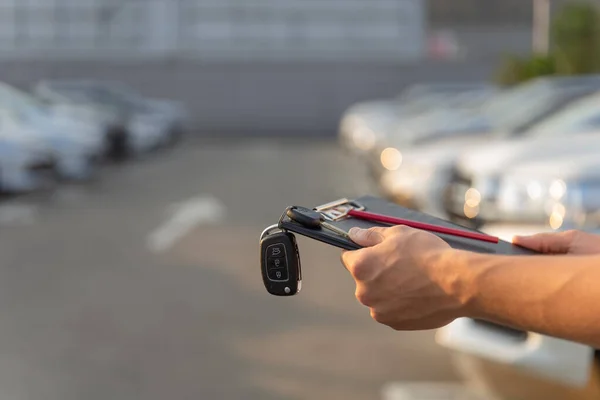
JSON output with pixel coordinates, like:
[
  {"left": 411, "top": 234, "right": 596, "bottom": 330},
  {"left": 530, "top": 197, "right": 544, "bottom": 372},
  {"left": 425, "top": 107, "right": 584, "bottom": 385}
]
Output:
[
  {"left": 349, "top": 227, "right": 385, "bottom": 248},
  {"left": 512, "top": 232, "right": 572, "bottom": 254}
]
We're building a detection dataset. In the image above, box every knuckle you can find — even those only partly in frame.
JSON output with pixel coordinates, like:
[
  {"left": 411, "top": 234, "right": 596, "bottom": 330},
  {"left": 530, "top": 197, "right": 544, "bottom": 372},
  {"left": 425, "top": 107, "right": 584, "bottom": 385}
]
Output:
[
  {"left": 352, "top": 264, "right": 371, "bottom": 281},
  {"left": 348, "top": 252, "right": 372, "bottom": 281},
  {"left": 389, "top": 224, "right": 416, "bottom": 238},
  {"left": 370, "top": 309, "right": 385, "bottom": 324},
  {"left": 355, "top": 288, "right": 372, "bottom": 306},
  {"left": 340, "top": 251, "right": 351, "bottom": 266}
]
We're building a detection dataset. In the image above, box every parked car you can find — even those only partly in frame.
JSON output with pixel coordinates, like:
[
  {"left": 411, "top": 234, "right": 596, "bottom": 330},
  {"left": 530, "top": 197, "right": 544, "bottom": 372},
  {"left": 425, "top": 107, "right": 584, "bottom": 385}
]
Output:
[
  {"left": 338, "top": 82, "right": 496, "bottom": 157},
  {"left": 445, "top": 90, "right": 600, "bottom": 227},
  {"left": 378, "top": 75, "right": 600, "bottom": 217},
  {"left": 34, "top": 80, "right": 189, "bottom": 158},
  {"left": 35, "top": 81, "right": 129, "bottom": 160},
  {"left": 0, "top": 109, "right": 57, "bottom": 193},
  {"left": 0, "top": 83, "right": 105, "bottom": 181},
  {"left": 438, "top": 221, "right": 600, "bottom": 400},
  {"left": 437, "top": 316, "right": 599, "bottom": 400},
  {"left": 450, "top": 149, "right": 600, "bottom": 229},
  {"left": 98, "top": 82, "right": 190, "bottom": 146},
  {"left": 366, "top": 103, "right": 491, "bottom": 183}
]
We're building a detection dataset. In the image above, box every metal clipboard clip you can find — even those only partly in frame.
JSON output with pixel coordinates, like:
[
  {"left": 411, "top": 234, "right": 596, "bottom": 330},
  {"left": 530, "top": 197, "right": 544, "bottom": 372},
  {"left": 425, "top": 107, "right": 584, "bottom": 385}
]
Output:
[{"left": 314, "top": 198, "right": 365, "bottom": 221}]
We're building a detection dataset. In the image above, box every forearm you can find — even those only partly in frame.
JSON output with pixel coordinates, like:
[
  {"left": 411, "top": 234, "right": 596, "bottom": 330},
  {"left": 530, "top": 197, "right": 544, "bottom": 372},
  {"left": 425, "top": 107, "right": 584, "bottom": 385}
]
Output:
[{"left": 448, "top": 251, "right": 600, "bottom": 347}]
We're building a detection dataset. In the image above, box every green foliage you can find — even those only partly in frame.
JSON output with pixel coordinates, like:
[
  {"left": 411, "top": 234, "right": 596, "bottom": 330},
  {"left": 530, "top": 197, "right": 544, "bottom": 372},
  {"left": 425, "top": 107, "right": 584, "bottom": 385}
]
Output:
[
  {"left": 552, "top": 2, "right": 600, "bottom": 74},
  {"left": 495, "top": 1, "right": 600, "bottom": 86},
  {"left": 495, "top": 54, "right": 556, "bottom": 86}
]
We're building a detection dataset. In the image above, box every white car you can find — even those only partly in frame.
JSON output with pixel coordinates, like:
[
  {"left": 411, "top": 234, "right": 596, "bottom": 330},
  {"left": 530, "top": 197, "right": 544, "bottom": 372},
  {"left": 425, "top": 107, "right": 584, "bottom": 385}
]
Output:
[
  {"left": 35, "top": 81, "right": 129, "bottom": 160},
  {"left": 0, "top": 111, "right": 57, "bottom": 193},
  {"left": 0, "top": 84, "right": 105, "bottom": 181},
  {"left": 367, "top": 76, "right": 598, "bottom": 186},
  {"left": 379, "top": 78, "right": 600, "bottom": 218},
  {"left": 36, "top": 80, "right": 189, "bottom": 156},
  {"left": 444, "top": 90, "right": 600, "bottom": 226},
  {"left": 338, "top": 82, "right": 496, "bottom": 156},
  {"left": 445, "top": 144, "right": 600, "bottom": 230}
]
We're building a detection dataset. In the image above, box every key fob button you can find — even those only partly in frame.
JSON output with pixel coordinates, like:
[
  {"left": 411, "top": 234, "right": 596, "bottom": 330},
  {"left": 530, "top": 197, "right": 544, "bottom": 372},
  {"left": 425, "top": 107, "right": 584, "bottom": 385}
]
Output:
[
  {"left": 268, "top": 267, "right": 288, "bottom": 281},
  {"left": 266, "top": 244, "right": 285, "bottom": 258},
  {"left": 267, "top": 257, "right": 286, "bottom": 270}
]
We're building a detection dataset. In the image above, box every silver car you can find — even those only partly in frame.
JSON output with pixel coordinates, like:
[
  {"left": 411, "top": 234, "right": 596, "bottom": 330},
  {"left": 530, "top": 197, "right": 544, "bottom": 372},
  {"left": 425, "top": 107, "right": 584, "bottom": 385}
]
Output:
[
  {"left": 0, "top": 109, "right": 57, "bottom": 193},
  {"left": 338, "top": 82, "right": 496, "bottom": 157},
  {"left": 0, "top": 83, "right": 104, "bottom": 181},
  {"left": 35, "top": 80, "right": 189, "bottom": 158},
  {"left": 378, "top": 75, "right": 600, "bottom": 217},
  {"left": 445, "top": 91, "right": 600, "bottom": 227}
]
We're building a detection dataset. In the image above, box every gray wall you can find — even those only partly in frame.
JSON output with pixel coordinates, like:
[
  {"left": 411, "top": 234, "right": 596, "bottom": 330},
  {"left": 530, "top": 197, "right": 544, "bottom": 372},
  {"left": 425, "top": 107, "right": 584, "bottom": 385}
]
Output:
[{"left": 0, "top": 59, "right": 499, "bottom": 137}]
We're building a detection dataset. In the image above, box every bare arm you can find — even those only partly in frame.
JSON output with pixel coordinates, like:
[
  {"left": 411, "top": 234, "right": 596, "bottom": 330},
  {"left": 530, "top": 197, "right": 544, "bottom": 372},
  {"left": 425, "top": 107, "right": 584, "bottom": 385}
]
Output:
[
  {"left": 341, "top": 227, "right": 600, "bottom": 348},
  {"left": 457, "top": 251, "right": 600, "bottom": 347}
]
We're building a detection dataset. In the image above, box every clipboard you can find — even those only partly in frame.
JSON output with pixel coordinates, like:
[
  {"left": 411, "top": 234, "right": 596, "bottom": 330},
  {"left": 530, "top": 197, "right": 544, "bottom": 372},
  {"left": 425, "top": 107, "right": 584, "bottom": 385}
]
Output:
[{"left": 278, "top": 195, "right": 537, "bottom": 255}]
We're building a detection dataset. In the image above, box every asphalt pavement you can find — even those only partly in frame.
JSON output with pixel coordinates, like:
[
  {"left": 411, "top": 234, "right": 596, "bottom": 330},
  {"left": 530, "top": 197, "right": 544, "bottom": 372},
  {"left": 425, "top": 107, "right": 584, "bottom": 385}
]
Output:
[{"left": 0, "top": 138, "right": 459, "bottom": 400}]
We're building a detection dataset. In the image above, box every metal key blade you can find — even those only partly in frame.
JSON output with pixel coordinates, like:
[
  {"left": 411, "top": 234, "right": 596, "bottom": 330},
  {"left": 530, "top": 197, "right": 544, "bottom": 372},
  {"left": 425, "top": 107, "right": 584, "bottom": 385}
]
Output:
[{"left": 321, "top": 222, "right": 352, "bottom": 240}]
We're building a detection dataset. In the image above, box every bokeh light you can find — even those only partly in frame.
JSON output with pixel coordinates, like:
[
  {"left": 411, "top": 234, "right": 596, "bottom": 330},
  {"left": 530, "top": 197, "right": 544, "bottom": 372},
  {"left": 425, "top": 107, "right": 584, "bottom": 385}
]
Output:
[{"left": 380, "top": 147, "right": 403, "bottom": 171}]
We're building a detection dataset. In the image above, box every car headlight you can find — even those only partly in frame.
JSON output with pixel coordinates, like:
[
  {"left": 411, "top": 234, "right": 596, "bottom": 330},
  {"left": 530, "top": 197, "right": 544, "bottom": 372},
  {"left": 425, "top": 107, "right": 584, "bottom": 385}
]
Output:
[
  {"left": 352, "top": 126, "right": 376, "bottom": 151},
  {"left": 340, "top": 115, "right": 377, "bottom": 151},
  {"left": 499, "top": 177, "right": 567, "bottom": 204},
  {"left": 497, "top": 175, "right": 587, "bottom": 229},
  {"left": 340, "top": 115, "right": 361, "bottom": 135},
  {"left": 380, "top": 147, "right": 403, "bottom": 171}
]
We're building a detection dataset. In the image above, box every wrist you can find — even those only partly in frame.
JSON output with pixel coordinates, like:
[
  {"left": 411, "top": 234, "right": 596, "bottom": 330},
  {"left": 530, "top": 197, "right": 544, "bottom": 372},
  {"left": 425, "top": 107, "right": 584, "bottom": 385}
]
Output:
[{"left": 428, "top": 249, "right": 484, "bottom": 319}]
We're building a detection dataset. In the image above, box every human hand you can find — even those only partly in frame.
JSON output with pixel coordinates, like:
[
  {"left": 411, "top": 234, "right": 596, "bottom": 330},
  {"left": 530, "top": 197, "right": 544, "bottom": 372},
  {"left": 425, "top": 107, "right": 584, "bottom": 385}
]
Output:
[
  {"left": 341, "top": 226, "right": 472, "bottom": 331},
  {"left": 513, "top": 230, "right": 600, "bottom": 255}
]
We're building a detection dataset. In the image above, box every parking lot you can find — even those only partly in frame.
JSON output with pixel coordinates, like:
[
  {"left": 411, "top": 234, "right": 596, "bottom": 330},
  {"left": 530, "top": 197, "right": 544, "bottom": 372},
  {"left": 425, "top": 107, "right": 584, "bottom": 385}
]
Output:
[{"left": 0, "top": 138, "right": 459, "bottom": 400}]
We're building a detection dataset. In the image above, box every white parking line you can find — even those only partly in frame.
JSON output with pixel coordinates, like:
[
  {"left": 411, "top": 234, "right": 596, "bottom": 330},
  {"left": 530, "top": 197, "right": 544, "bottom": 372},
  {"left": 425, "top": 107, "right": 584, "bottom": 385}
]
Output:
[{"left": 147, "top": 195, "right": 226, "bottom": 254}]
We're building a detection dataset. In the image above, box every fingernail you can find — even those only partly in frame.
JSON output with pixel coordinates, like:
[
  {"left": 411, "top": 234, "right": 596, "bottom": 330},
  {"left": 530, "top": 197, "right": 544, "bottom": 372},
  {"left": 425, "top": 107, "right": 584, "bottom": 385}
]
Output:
[{"left": 348, "top": 227, "right": 364, "bottom": 238}]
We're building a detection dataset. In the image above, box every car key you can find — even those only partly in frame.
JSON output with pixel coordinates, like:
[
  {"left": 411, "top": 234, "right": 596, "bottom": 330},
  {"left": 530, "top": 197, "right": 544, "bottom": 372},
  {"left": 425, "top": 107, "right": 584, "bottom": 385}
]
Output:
[
  {"left": 259, "top": 225, "right": 302, "bottom": 296},
  {"left": 286, "top": 206, "right": 354, "bottom": 241}
]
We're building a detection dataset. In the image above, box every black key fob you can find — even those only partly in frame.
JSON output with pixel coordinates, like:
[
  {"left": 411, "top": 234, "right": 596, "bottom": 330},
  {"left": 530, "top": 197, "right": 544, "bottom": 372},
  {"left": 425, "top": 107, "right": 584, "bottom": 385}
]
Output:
[{"left": 260, "top": 226, "right": 301, "bottom": 296}]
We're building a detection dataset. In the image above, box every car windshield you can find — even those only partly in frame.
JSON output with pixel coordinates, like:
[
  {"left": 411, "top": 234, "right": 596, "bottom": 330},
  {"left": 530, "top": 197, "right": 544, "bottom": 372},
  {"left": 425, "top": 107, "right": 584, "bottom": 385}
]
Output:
[
  {"left": 0, "top": 84, "right": 46, "bottom": 120},
  {"left": 47, "top": 81, "right": 136, "bottom": 109},
  {"left": 480, "top": 80, "right": 569, "bottom": 134},
  {"left": 49, "top": 83, "right": 98, "bottom": 103},
  {"left": 482, "top": 77, "right": 600, "bottom": 135},
  {"left": 524, "top": 92, "right": 600, "bottom": 137},
  {"left": 399, "top": 88, "right": 495, "bottom": 116},
  {"left": 91, "top": 84, "right": 146, "bottom": 111}
]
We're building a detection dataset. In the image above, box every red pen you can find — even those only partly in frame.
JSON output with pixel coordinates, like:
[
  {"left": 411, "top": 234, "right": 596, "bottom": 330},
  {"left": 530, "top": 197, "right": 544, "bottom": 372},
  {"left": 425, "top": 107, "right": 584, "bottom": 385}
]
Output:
[{"left": 347, "top": 209, "right": 499, "bottom": 244}]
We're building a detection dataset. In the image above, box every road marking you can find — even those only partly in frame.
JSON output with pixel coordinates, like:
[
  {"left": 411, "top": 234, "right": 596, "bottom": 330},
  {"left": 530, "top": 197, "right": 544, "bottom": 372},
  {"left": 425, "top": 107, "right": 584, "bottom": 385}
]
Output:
[
  {"left": 381, "top": 381, "right": 482, "bottom": 400},
  {"left": 147, "top": 195, "right": 226, "bottom": 254},
  {"left": 0, "top": 204, "right": 38, "bottom": 226}
]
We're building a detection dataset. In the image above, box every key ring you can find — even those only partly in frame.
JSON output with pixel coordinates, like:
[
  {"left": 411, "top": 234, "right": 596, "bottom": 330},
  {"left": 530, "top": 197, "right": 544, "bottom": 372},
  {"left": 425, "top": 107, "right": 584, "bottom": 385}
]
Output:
[{"left": 260, "top": 224, "right": 282, "bottom": 241}]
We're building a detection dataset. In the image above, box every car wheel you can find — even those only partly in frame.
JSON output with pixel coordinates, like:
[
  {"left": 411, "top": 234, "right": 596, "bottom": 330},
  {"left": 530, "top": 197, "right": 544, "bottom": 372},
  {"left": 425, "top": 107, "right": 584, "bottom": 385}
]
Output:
[
  {"left": 106, "top": 126, "right": 130, "bottom": 161},
  {"left": 167, "top": 123, "right": 184, "bottom": 146}
]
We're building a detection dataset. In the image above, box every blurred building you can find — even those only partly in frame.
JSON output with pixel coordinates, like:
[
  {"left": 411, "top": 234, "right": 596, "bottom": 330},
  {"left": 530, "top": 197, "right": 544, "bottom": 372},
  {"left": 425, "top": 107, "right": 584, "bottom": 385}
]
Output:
[
  {"left": 0, "top": 0, "right": 553, "bottom": 135},
  {"left": 0, "top": 0, "right": 425, "bottom": 62}
]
